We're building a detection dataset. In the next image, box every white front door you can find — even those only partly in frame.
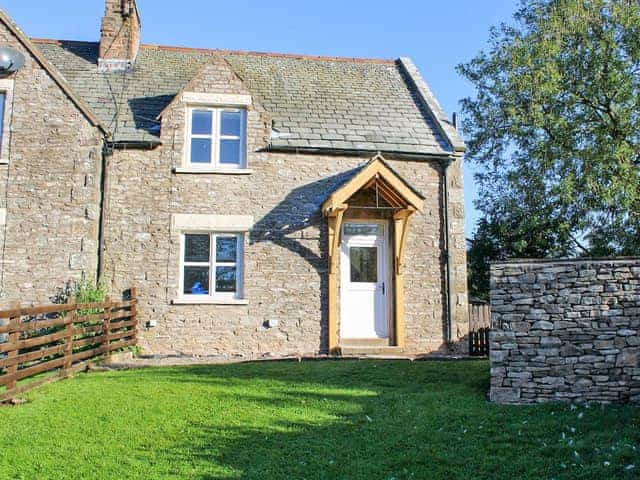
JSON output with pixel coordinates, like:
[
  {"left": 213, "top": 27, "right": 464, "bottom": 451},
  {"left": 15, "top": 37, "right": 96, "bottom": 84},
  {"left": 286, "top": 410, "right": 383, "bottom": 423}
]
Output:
[{"left": 340, "top": 221, "right": 389, "bottom": 339}]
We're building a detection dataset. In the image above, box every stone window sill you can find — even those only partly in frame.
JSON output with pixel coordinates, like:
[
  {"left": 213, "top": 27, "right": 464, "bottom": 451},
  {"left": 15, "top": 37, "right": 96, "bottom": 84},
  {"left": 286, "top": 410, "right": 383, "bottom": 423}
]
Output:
[
  {"left": 173, "top": 167, "right": 253, "bottom": 175},
  {"left": 0, "top": 158, "right": 8, "bottom": 165},
  {"left": 172, "top": 297, "right": 249, "bottom": 306}
]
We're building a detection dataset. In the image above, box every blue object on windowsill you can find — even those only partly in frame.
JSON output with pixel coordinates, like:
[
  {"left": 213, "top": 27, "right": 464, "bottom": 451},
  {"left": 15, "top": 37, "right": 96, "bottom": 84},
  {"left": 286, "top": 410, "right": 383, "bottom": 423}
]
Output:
[{"left": 191, "top": 282, "right": 208, "bottom": 295}]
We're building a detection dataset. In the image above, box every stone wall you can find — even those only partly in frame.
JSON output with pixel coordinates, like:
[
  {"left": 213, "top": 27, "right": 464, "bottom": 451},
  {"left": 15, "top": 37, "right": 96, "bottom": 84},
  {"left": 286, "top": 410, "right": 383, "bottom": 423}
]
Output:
[
  {"left": 0, "top": 22, "right": 103, "bottom": 305},
  {"left": 102, "top": 54, "right": 468, "bottom": 357},
  {"left": 490, "top": 258, "right": 640, "bottom": 404}
]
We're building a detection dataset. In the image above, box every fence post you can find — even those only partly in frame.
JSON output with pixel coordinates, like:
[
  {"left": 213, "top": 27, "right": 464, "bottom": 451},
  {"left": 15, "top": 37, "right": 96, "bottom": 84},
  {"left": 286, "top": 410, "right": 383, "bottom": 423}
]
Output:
[
  {"left": 5, "top": 302, "right": 21, "bottom": 394},
  {"left": 130, "top": 287, "right": 137, "bottom": 343},
  {"left": 468, "top": 304, "right": 473, "bottom": 354},
  {"left": 103, "top": 295, "right": 112, "bottom": 364},
  {"left": 63, "top": 296, "right": 76, "bottom": 377}
]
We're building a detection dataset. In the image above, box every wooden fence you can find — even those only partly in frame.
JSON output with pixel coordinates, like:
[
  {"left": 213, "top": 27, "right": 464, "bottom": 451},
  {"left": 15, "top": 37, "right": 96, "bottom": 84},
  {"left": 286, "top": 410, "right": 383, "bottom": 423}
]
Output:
[
  {"left": 469, "top": 302, "right": 490, "bottom": 356},
  {"left": 0, "top": 288, "right": 137, "bottom": 402}
]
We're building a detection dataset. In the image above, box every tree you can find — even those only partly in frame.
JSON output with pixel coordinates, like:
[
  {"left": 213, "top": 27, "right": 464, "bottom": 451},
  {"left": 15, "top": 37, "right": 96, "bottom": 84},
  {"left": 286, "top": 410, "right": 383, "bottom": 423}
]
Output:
[{"left": 459, "top": 0, "right": 640, "bottom": 297}]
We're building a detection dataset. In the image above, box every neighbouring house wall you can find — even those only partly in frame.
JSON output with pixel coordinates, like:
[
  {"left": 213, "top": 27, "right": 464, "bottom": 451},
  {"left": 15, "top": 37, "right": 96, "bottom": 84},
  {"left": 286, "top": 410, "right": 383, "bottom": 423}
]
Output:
[
  {"left": 0, "top": 25, "right": 103, "bottom": 305},
  {"left": 102, "top": 57, "right": 468, "bottom": 356},
  {"left": 490, "top": 258, "right": 640, "bottom": 404}
]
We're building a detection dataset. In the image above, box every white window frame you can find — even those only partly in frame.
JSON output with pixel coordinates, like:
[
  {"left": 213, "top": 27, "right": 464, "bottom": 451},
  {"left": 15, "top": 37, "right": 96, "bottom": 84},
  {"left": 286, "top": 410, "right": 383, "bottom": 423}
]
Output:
[
  {"left": 184, "top": 107, "right": 247, "bottom": 171},
  {"left": 178, "top": 232, "right": 245, "bottom": 304},
  {"left": 0, "top": 79, "right": 15, "bottom": 164}
]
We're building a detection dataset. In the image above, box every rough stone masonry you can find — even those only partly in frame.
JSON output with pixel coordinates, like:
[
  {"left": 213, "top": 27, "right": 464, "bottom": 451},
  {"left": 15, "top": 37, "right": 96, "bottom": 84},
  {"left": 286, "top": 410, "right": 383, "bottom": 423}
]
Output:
[{"left": 490, "top": 258, "right": 640, "bottom": 404}]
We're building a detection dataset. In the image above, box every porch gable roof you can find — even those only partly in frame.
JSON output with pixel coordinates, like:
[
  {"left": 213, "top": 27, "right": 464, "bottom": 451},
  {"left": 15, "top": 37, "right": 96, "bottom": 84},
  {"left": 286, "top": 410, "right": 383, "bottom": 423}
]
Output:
[{"left": 322, "top": 154, "right": 425, "bottom": 215}]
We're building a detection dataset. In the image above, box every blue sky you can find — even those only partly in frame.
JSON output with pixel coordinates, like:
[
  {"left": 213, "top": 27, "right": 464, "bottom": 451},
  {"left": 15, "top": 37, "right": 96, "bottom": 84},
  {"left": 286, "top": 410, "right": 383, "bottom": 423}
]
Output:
[{"left": 2, "top": 0, "right": 519, "bottom": 237}]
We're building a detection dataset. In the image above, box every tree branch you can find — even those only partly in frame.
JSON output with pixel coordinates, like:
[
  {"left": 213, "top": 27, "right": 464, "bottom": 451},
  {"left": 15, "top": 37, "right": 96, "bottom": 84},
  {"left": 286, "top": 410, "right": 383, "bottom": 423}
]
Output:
[{"left": 568, "top": 232, "right": 590, "bottom": 255}]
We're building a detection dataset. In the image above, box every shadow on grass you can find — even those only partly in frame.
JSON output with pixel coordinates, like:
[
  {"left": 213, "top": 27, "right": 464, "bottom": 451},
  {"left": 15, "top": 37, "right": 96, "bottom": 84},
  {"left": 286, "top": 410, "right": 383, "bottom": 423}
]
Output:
[{"left": 128, "top": 360, "right": 497, "bottom": 479}]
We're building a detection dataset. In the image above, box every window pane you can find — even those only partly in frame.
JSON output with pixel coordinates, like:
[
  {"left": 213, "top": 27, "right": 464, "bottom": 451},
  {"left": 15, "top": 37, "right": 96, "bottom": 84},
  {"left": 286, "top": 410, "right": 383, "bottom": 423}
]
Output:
[
  {"left": 215, "top": 266, "right": 237, "bottom": 293},
  {"left": 350, "top": 247, "right": 377, "bottom": 283},
  {"left": 191, "top": 110, "right": 212, "bottom": 135},
  {"left": 191, "top": 138, "right": 212, "bottom": 163},
  {"left": 184, "top": 266, "right": 210, "bottom": 295},
  {"left": 220, "top": 110, "right": 242, "bottom": 136},
  {"left": 344, "top": 224, "right": 381, "bottom": 236},
  {"left": 216, "top": 236, "right": 237, "bottom": 262},
  {"left": 184, "top": 234, "right": 210, "bottom": 262},
  {"left": 219, "top": 139, "right": 241, "bottom": 165}
]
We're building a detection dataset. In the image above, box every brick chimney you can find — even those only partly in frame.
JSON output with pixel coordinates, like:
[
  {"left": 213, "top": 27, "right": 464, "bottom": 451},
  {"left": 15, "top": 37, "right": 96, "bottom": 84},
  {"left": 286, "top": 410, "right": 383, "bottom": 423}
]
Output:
[{"left": 98, "top": 0, "right": 141, "bottom": 72}]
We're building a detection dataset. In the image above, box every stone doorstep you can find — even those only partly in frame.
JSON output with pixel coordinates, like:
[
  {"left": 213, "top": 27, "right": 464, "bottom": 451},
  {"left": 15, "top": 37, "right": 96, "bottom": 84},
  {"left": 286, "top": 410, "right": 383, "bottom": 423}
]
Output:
[
  {"left": 339, "top": 345, "right": 404, "bottom": 356},
  {"left": 339, "top": 337, "right": 390, "bottom": 347}
]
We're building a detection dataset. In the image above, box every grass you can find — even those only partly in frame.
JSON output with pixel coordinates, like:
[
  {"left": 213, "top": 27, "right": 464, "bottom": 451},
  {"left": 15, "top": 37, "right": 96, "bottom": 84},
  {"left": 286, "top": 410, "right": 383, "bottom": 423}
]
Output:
[{"left": 0, "top": 360, "right": 639, "bottom": 480}]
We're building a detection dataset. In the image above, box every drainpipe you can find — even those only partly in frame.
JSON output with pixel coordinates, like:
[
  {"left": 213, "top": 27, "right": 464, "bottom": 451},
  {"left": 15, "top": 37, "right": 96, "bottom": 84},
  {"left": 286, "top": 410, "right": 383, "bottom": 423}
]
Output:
[
  {"left": 442, "top": 156, "right": 454, "bottom": 343},
  {"left": 96, "top": 141, "right": 113, "bottom": 284}
]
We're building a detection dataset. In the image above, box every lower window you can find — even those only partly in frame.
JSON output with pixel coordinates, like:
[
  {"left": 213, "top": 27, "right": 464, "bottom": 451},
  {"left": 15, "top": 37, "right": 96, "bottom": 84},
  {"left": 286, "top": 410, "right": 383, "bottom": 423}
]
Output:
[{"left": 181, "top": 233, "right": 244, "bottom": 299}]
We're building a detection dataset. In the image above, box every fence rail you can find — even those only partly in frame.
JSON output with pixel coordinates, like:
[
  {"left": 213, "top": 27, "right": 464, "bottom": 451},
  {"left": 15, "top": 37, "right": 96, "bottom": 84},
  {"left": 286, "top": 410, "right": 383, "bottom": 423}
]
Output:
[
  {"left": 469, "top": 302, "right": 490, "bottom": 356},
  {"left": 0, "top": 288, "right": 137, "bottom": 402}
]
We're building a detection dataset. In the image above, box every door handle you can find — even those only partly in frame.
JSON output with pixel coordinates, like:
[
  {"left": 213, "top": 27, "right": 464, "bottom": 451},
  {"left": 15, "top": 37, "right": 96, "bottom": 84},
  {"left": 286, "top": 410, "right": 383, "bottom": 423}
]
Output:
[{"left": 381, "top": 282, "right": 385, "bottom": 295}]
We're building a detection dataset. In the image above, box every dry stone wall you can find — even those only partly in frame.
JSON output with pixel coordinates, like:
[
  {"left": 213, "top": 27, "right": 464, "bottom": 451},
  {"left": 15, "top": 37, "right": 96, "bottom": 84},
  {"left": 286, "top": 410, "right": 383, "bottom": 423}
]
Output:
[{"left": 490, "top": 258, "right": 640, "bottom": 404}]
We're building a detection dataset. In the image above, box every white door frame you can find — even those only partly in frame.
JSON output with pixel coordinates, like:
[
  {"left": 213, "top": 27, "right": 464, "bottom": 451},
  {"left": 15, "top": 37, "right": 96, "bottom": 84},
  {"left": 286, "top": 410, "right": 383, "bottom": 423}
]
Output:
[{"left": 339, "top": 219, "right": 391, "bottom": 339}]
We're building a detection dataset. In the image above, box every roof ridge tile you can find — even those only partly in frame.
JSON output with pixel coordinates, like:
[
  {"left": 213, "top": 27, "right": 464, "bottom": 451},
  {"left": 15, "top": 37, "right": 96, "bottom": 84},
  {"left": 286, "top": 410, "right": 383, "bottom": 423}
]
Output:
[{"left": 31, "top": 37, "right": 395, "bottom": 64}]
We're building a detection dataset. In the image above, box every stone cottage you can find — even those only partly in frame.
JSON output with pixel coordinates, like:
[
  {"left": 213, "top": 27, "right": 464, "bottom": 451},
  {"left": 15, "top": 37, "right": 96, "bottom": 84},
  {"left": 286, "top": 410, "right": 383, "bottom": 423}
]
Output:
[{"left": 0, "top": 1, "right": 468, "bottom": 356}]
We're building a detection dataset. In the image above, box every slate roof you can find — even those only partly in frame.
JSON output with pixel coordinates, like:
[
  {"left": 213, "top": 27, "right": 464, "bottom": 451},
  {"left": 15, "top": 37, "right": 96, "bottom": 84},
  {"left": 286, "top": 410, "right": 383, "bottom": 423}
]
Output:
[{"left": 34, "top": 39, "right": 459, "bottom": 155}]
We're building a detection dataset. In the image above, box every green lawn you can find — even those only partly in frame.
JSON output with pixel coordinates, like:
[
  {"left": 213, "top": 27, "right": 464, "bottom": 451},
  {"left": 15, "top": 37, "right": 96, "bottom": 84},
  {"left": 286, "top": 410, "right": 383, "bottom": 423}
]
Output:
[{"left": 0, "top": 360, "right": 639, "bottom": 479}]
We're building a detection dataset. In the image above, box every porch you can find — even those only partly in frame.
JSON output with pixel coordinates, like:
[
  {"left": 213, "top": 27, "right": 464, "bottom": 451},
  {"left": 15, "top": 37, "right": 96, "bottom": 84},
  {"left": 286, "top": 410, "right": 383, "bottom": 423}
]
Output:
[{"left": 322, "top": 154, "right": 425, "bottom": 355}]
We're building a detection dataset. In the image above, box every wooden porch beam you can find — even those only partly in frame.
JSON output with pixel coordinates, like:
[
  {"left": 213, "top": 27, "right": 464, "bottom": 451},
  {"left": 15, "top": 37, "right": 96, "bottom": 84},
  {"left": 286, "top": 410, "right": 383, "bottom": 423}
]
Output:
[
  {"left": 327, "top": 206, "right": 346, "bottom": 274},
  {"left": 327, "top": 205, "right": 346, "bottom": 355},
  {"left": 375, "top": 180, "right": 407, "bottom": 208},
  {"left": 393, "top": 208, "right": 415, "bottom": 275}
]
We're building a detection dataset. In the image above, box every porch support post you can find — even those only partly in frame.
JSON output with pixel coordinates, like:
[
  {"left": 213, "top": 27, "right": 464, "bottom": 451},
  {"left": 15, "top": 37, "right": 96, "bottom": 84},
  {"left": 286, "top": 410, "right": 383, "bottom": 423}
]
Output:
[
  {"left": 327, "top": 205, "right": 346, "bottom": 354},
  {"left": 393, "top": 208, "right": 415, "bottom": 349}
]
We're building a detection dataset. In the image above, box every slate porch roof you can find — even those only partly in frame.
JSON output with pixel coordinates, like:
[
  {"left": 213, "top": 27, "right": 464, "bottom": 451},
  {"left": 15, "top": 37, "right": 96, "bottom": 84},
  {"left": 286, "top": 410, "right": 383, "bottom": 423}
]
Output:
[{"left": 34, "top": 39, "right": 460, "bottom": 155}]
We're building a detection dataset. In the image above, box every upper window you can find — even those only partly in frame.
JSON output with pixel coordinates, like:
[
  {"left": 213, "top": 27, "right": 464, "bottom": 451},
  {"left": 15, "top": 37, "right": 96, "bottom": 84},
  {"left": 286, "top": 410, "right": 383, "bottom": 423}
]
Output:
[
  {"left": 181, "top": 233, "right": 244, "bottom": 299},
  {"left": 187, "top": 108, "right": 246, "bottom": 169}
]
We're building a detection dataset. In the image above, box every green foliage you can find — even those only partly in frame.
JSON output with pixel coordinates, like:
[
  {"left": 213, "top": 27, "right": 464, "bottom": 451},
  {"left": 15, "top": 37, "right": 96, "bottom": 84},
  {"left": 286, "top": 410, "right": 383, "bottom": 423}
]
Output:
[
  {"left": 55, "top": 277, "right": 106, "bottom": 317},
  {"left": 459, "top": 0, "right": 640, "bottom": 295},
  {"left": 73, "top": 278, "right": 106, "bottom": 317},
  {"left": 71, "top": 277, "right": 106, "bottom": 306},
  {"left": 129, "top": 345, "right": 143, "bottom": 357},
  {"left": 468, "top": 191, "right": 580, "bottom": 299},
  {"left": 0, "top": 361, "right": 638, "bottom": 479},
  {"left": 55, "top": 277, "right": 106, "bottom": 305}
]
